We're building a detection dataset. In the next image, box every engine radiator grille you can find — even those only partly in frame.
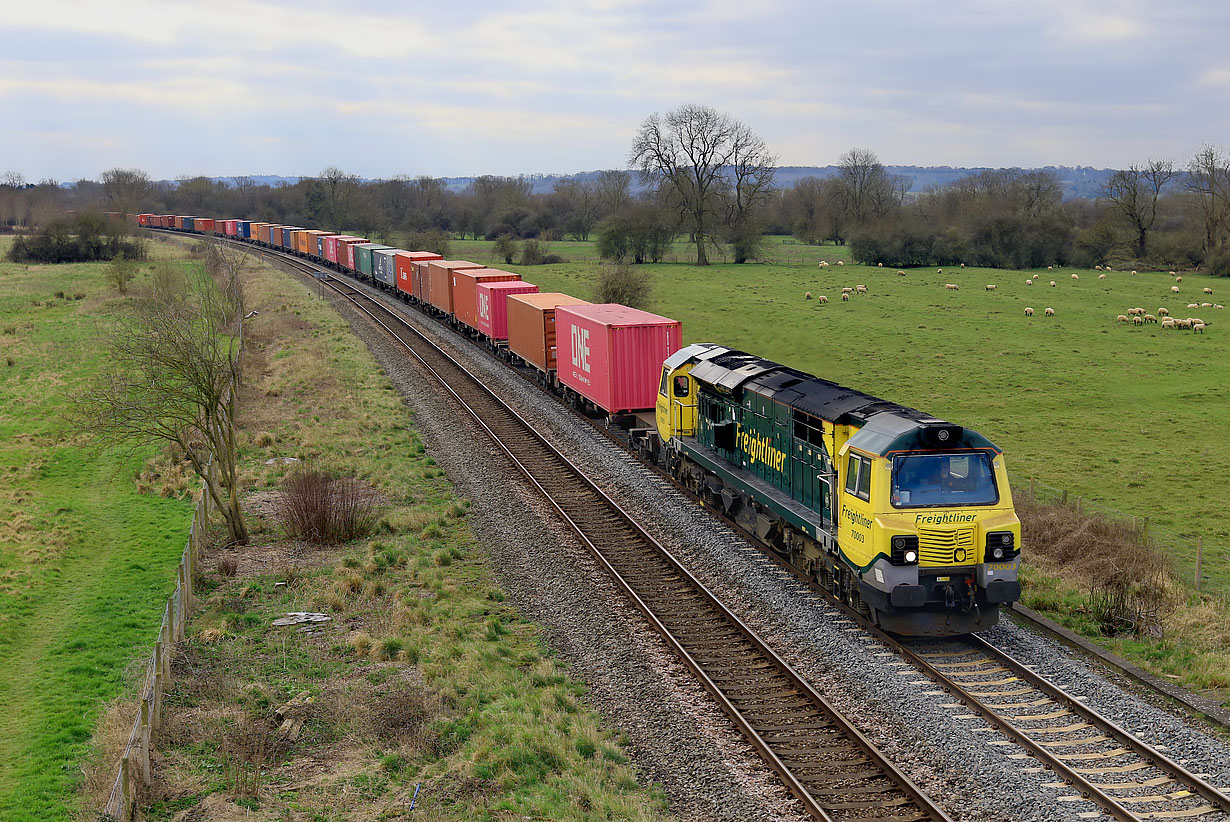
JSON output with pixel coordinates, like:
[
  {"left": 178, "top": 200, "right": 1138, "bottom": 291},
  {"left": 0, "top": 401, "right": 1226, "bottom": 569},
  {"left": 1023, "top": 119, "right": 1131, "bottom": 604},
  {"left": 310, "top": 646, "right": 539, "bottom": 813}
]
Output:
[{"left": 918, "top": 527, "right": 975, "bottom": 565}]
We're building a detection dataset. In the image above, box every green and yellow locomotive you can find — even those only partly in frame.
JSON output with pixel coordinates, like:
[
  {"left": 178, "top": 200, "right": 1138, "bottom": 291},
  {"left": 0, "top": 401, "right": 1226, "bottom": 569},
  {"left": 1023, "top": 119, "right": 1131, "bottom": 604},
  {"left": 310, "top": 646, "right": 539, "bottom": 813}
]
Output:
[{"left": 654, "top": 344, "right": 1020, "bottom": 636}]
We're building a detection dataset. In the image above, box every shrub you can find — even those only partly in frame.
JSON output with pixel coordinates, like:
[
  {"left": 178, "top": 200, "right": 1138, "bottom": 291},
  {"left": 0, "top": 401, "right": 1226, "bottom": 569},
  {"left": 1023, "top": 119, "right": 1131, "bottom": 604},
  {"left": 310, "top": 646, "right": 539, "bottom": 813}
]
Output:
[
  {"left": 276, "top": 468, "right": 379, "bottom": 543},
  {"left": 1208, "top": 251, "right": 1230, "bottom": 278},
  {"left": 520, "top": 238, "right": 547, "bottom": 265},
  {"left": 593, "top": 262, "right": 651, "bottom": 308},
  {"left": 493, "top": 233, "right": 519, "bottom": 264}
]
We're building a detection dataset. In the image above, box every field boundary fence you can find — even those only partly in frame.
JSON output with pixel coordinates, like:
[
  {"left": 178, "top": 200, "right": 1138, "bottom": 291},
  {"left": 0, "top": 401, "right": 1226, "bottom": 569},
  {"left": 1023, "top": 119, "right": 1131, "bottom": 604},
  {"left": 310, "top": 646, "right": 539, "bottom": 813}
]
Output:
[
  {"left": 99, "top": 355, "right": 240, "bottom": 821},
  {"left": 1012, "top": 472, "right": 1225, "bottom": 598}
]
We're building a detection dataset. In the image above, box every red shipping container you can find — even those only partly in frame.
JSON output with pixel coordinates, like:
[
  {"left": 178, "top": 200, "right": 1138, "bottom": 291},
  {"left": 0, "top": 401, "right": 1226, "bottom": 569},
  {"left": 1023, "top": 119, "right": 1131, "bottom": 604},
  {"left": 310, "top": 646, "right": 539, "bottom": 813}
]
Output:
[
  {"left": 426, "top": 261, "right": 484, "bottom": 314},
  {"left": 394, "top": 251, "right": 442, "bottom": 298},
  {"left": 339, "top": 237, "right": 369, "bottom": 271},
  {"left": 476, "top": 280, "right": 539, "bottom": 339},
  {"left": 412, "top": 261, "right": 434, "bottom": 301},
  {"left": 224, "top": 219, "right": 238, "bottom": 236},
  {"left": 506, "top": 293, "right": 592, "bottom": 373},
  {"left": 452, "top": 268, "right": 521, "bottom": 331},
  {"left": 195, "top": 218, "right": 215, "bottom": 233},
  {"left": 555, "top": 304, "right": 682, "bottom": 415}
]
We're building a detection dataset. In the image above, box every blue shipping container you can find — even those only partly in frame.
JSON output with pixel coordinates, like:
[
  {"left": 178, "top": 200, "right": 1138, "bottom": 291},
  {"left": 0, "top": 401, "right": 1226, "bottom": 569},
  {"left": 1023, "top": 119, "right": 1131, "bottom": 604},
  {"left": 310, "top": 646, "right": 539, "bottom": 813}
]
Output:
[
  {"left": 184, "top": 217, "right": 196, "bottom": 232},
  {"left": 238, "top": 221, "right": 251, "bottom": 239}
]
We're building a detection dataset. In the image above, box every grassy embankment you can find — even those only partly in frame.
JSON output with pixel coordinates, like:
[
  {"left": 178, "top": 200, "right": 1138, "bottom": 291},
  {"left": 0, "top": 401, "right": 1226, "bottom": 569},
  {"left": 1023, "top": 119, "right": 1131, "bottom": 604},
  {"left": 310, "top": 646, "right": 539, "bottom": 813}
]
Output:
[
  {"left": 449, "top": 237, "right": 1230, "bottom": 697},
  {"left": 135, "top": 240, "right": 669, "bottom": 820},
  {"left": 0, "top": 238, "right": 196, "bottom": 821}
]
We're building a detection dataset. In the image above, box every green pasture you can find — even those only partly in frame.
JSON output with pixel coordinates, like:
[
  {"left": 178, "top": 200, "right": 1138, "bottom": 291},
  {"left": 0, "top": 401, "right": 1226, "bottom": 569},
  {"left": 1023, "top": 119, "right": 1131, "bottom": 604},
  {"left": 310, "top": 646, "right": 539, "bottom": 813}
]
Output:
[
  {"left": 0, "top": 240, "right": 194, "bottom": 820},
  {"left": 462, "top": 243, "right": 1228, "bottom": 594}
]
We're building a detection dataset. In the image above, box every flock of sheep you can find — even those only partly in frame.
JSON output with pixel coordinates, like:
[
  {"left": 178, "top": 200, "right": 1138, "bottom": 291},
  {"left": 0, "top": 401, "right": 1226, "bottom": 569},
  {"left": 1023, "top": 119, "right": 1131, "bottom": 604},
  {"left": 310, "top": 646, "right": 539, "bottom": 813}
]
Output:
[{"left": 806, "top": 260, "right": 1221, "bottom": 333}]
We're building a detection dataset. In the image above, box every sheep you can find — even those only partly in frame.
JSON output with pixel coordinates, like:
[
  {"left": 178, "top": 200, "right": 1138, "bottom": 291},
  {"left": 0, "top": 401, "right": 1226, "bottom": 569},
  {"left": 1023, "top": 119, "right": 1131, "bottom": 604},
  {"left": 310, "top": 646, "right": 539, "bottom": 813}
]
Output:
[
  {"left": 1191, "top": 317, "right": 1206, "bottom": 326},
  {"left": 985, "top": 284, "right": 997, "bottom": 291},
  {"left": 1049, "top": 280, "right": 1057, "bottom": 287},
  {"left": 1128, "top": 307, "right": 1144, "bottom": 316},
  {"left": 837, "top": 260, "right": 845, "bottom": 266},
  {"left": 1202, "top": 302, "right": 1213, "bottom": 308},
  {"left": 1161, "top": 317, "right": 1176, "bottom": 329},
  {"left": 937, "top": 268, "right": 943, "bottom": 275},
  {"left": 1187, "top": 303, "right": 1200, "bottom": 309},
  {"left": 856, "top": 284, "right": 868, "bottom": 294},
  {"left": 842, "top": 286, "right": 854, "bottom": 293},
  {"left": 1071, "top": 273, "right": 1080, "bottom": 280},
  {"left": 1024, "top": 307, "right": 1034, "bottom": 316},
  {"left": 1026, "top": 279, "right": 1033, "bottom": 286},
  {"left": 1169, "top": 271, "right": 1176, "bottom": 277},
  {"left": 877, "top": 262, "right": 884, "bottom": 267},
  {"left": 1172, "top": 286, "right": 1180, "bottom": 293},
  {"left": 1204, "top": 287, "right": 1213, "bottom": 294},
  {"left": 1095, "top": 265, "right": 1103, "bottom": 271},
  {"left": 1133, "top": 315, "right": 1144, "bottom": 325},
  {"left": 842, "top": 292, "right": 850, "bottom": 302},
  {"left": 1194, "top": 322, "right": 1206, "bottom": 333},
  {"left": 1176, "top": 276, "right": 1182, "bottom": 282},
  {"left": 960, "top": 262, "right": 965, "bottom": 268},
  {"left": 819, "top": 260, "right": 828, "bottom": 267},
  {"left": 1144, "top": 314, "right": 1157, "bottom": 324},
  {"left": 1216, "top": 304, "right": 1225, "bottom": 310},
  {"left": 1047, "top": 265, "right": 1053, "bottom": 271},
  {"left": 818, "top": 295, "right": 828, "bottom": 304},
  {"left": 1098, "top": 273, "right": 1106, "bottom": 279},
  {"left": 1131, "top": 270, "right": 1137, "bottom": 276},
  {"left": 897, "top": 270, "right": 906, "bottom": 276},
  {"left": 1115, "top": 314, "right": 1129, "bottom": 324},
  {"left": 1106, "top": 266, "right": 1113, "bottom": 271},
  {"left": 1178, "top": 318, "right": 1194, "bottom": 329},
  {"left": 1158, "top": 307, "right": 1169, "bottom": 316},
  {"left": 805, "top": 291, "right": 812, "bottom": 300},
  {"left": 1044, "top": 307, "right": 1055, "bottom": 316},
  {"left": 945, "top": 283, "right": 959, "bottom": 290}
]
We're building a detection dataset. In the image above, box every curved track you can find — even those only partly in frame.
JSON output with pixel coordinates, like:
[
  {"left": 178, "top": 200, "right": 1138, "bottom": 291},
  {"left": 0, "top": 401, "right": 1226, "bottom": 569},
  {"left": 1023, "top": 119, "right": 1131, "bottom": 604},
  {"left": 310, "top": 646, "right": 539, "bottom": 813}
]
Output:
[
  {"left": 243, "top": 246, "right": 950, "bottom": 822},
  {"left": 181, "top": 232, "right": 1230, "bottom": 820}
]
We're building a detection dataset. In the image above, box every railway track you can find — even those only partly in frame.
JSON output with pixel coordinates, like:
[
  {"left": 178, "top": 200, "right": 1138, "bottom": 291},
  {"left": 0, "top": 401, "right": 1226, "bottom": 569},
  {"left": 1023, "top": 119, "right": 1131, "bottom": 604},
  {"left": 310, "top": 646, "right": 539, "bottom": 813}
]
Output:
[
  {"left": 188, "top": 232, "right": 1230, "bottom": 821},
  {"left": 241, "top": 249, "right": 951, "bottom": 822},
  {"left": 888, "top": 634, "right": 1230, "bottom": 821}
]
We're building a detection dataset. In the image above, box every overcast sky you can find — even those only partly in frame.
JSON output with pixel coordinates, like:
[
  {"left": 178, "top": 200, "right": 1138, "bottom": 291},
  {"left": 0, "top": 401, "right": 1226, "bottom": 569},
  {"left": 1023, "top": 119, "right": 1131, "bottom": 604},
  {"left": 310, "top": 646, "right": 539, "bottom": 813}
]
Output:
[{"left": 4, "top": 0, "right": 1228, "bottom": 182}]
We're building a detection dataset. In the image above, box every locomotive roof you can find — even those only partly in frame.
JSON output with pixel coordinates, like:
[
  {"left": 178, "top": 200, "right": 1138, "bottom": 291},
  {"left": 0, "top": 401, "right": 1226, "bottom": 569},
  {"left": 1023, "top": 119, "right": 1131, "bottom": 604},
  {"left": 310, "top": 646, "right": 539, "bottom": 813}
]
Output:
[{"left": 687, "top": 346, "right": 986, "bottom": 435}]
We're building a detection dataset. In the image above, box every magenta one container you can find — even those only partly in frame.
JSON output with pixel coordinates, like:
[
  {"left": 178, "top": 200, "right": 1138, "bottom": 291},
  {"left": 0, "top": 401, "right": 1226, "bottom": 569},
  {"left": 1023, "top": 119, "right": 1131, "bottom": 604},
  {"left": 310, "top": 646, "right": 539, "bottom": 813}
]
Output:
[
  {"left": 554, "top": 304, "right": 682, "bottom": 414},
  {"left": 476, "top": 280, "right": 540, "bottom": 340}
]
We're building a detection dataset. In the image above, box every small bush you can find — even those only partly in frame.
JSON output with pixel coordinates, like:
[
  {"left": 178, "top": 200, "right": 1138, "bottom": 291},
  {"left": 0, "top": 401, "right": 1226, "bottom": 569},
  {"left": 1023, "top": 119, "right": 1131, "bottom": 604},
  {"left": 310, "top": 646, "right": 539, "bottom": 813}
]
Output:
[
  {"left": 276, "top": 468, "right": 379, "bottom": 543},
  {"left": 217, "top": 557, "right": 238, "bottom": 577},
  {"left": 593, "top": 262, "right": 652, "bottom": 308},
  {"left": 520, "top": 238, "right": 547, "bottom": 265}
]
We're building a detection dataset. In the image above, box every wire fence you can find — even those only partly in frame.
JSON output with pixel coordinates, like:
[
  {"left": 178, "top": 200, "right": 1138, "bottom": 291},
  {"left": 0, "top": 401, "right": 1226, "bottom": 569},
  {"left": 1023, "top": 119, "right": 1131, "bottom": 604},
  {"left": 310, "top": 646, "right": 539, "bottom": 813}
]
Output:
[{"left": 1012, "top": 472, "right": 1226, "bottom": 599}]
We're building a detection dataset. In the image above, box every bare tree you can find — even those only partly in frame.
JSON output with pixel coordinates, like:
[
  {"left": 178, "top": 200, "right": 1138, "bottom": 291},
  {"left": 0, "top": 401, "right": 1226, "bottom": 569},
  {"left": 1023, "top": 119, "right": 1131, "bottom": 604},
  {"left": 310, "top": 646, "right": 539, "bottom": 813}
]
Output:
[
  {"left": 76, "top": 243, "right": 248, "bottom": 544},
  {"left": 630, "top": 104, "right": 773, "bottom": 265},
  {"left": 595, "top": 169, "right": 633, "bottom": 216},
  {"left": 836, "top": 148, "right": 895, "bottom": 226},
  {"left": 100, "top": 167, "right": 152, "bottom": 216},
  {"left": 1186, "top": 144, "right": 1230, "bottom": 255},
  {"left": 1103, "top": 159, "right": 1176, "bottom": 259},
  {"left": 724, "top": 121, "right": 777, "bottom": 262}
]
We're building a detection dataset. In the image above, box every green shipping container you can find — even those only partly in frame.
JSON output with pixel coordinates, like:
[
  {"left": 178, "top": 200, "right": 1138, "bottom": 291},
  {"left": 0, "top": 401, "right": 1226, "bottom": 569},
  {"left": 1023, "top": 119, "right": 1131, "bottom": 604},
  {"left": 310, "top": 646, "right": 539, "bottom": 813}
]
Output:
[{"left": 355, "top": 243, "right": 392, "bottom": 278}]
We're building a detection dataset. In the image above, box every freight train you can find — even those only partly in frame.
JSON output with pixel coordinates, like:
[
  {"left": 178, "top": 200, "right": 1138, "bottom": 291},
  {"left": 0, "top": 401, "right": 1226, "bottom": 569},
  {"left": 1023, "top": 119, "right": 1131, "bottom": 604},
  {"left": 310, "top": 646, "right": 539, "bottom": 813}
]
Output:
[{"left": 139, "top": 213, "right": 1022, "bottom": 635}]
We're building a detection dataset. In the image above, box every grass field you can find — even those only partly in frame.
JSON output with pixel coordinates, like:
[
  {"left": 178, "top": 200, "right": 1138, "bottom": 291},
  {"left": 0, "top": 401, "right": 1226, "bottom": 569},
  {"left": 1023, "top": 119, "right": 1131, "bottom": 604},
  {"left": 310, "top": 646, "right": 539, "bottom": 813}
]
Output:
[
  {"left": 136, "top": 240, "right": 669, "bottom": 820},
  {"left": 447, "top": 241, "right": 1229, "bottom": 596},
  {"left": 0, "top": 240, "right": 195, "bottom": 821}
]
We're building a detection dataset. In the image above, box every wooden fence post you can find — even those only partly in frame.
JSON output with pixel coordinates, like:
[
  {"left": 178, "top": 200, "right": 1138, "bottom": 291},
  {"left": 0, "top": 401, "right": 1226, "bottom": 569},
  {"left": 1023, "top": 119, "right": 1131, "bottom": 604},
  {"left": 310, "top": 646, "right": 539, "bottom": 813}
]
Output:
[
  {"left": 1195, "top": 537, "right": 1204, "bottom": 592},
  {"left": 1061, "top": 489, "right": 1068, "bottom": 505},
  {"left": 153, "top": 669, "right": 163, "bottom": 731},
  {"left": 120, "top": 755, "right": 131, "bottom": 822},
  {"left": 139, "top": 699, "right": 151, "bottom": 785},
  {"left": 1141, "top": 517, "right": 1149, "bottom": 542},
  {"left": 1075, "top": 496, "right": 1082, "bottom": 514},
  {"left": 1029, "top": 477, "right": 1035, "bottom": 499}
]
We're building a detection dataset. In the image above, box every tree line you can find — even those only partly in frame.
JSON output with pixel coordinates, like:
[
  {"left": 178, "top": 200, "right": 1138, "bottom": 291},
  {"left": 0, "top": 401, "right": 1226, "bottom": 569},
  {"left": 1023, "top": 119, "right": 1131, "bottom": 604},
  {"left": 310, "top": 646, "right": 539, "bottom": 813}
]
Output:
[{"left": 4, "top": 107, "right": 1228, "bottom": 273}]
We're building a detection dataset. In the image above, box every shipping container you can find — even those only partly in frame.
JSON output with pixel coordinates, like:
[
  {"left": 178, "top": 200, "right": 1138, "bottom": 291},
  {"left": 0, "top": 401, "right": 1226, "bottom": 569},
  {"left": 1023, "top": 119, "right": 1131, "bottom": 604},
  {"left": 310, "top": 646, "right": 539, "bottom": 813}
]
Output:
[
  {"left": 355, "top": 243, "right": 391, "bottom": 279},
  {"left": 136, "top": 213, "right": 153, "bottom": 227},
  {"left": 195, "top": 218, "right": 215, "bottom": 234},
  {"left": 426, "top": 261, "right": 485, "bottom": 314},
  {"left": 371, "top": 248, "right": 402, "bottom": 287},
  {"left": 339, "top": 237, "right": 370, "bottom": 271},
  {"left": 506, "top": 293, "right": 591, "bottom": 374},
  {"left": 183, "top": 217, "right": 196, "bottom": 232},
  {"left": 281, "top": 227, "right": 299, "bottom": 250},
  {"left": 393, "top": 251, "right": 443, "bottom": 298},
  {"left": 316, "top": 234, "right": 326, "bottom": 259},
  {"left": 476, "top": 280, "right": 540, "bottom": 340},
  {"left": 452, "top": 268, "right": 522, "bottom": 332},
  {"left": 412, "top": 260, "right": 433, "bottom": 302},
  {"left": 268, "top": 225, "right": 283, "bottom": 246},
  {"left": 554, "top": 304, "right": 682, "bottom": 415},
  {"left": 302, "top": 230, "right": 331, "bottom": 258}
]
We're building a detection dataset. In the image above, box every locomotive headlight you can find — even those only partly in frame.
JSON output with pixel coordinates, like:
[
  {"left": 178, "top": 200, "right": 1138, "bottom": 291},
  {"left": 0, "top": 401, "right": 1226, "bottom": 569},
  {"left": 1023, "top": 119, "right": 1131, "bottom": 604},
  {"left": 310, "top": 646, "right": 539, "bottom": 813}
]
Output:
[
  {"left": 985, "top": 531, "right": 1017, "bottom": 562},
  {"left": 890, "top": 535, "right": 919, "bottom": 565},
  {"left": 905, "top": 549, "right": 918, "bottom": 563},
  {"left": 893, "top": 536, "right": 907, "bottom": 550},
  {"left": 992, "top": 547, "right": 1005, "bottom": 560}
]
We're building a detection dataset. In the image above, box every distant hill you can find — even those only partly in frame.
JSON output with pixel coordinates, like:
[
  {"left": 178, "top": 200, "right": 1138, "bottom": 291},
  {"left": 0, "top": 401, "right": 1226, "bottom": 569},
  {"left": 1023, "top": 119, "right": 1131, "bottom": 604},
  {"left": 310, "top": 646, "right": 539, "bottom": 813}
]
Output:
[{"left": 180, "top": 166, "right": 1122, "bottom": 200}]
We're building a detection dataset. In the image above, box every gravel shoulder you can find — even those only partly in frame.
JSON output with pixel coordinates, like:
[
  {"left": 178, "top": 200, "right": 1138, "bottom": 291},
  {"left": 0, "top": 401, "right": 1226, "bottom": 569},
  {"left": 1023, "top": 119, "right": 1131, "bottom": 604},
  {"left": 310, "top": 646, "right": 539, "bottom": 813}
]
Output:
[{"left": 310, "top": 271, "right": 1230, "bottom": 822}]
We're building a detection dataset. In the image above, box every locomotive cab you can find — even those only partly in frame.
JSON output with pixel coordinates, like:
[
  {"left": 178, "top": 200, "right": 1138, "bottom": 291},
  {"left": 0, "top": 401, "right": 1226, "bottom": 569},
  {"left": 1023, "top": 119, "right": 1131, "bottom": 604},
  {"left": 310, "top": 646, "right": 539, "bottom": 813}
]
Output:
[{"left": 837, "top": 417, "right": 1021, "bottom": 635}]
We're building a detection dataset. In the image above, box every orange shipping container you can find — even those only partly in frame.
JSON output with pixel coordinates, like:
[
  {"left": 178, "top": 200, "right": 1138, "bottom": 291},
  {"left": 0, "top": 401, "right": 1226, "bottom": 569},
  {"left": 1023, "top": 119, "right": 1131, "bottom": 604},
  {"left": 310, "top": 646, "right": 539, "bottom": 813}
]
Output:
[
  {"left": 506, "top": 292, "right": 591, "bottom": 373},
  {"left": 426, "top": 261, "right": 485, "bottom": 314},
  {"left": 394, "top": 251, "right": 442, "bottom": 298},
  {"left": 451, "top": 268, "right": 521, "bottom": 332}
]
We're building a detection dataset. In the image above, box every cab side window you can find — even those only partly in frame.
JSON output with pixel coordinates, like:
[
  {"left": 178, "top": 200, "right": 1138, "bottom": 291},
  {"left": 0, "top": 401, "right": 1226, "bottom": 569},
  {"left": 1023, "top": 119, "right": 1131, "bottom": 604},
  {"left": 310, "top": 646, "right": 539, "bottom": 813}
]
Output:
[
  {"left": 844, "top": 454, "right": 871, "bottom": 501},
  {"left": 658, "top": 368, "right": 669, "bottom": 397},
  {"left": 673, "top": 375, "right": 689, "bottom": 397}
]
